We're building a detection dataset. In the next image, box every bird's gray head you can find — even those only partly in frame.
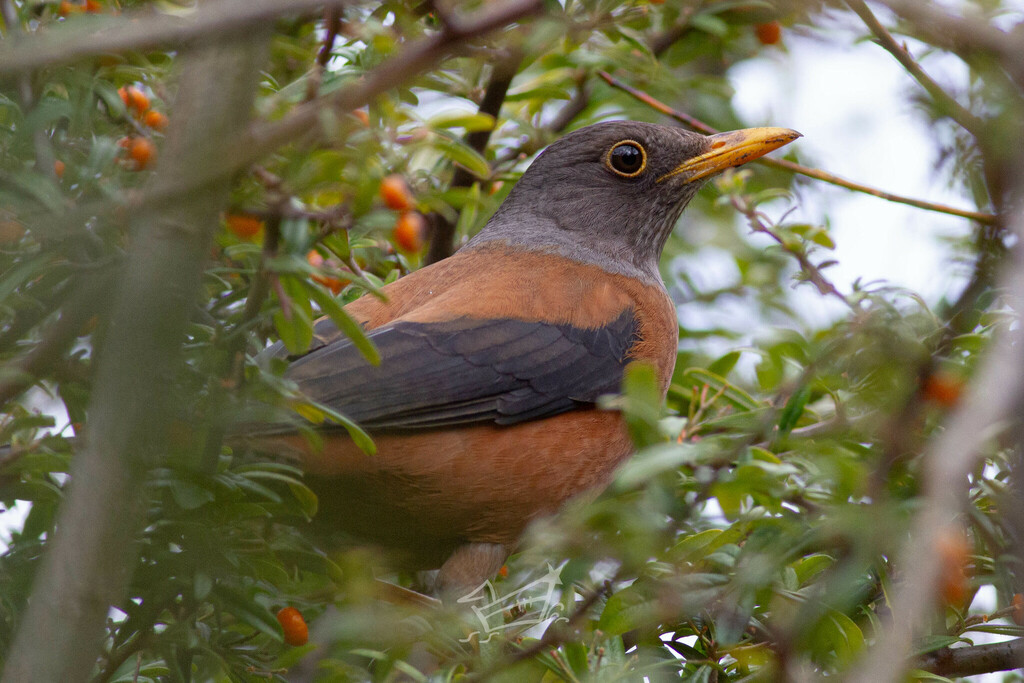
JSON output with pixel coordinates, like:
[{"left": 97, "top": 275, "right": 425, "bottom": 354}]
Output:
[{"left": 470, "top": 121, "right": 800, "bottom": 283}]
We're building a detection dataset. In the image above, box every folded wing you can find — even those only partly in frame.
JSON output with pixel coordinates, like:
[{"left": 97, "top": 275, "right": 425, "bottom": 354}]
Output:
[{"left": 281, "top": 310, "right": 638, "bottom": 429}]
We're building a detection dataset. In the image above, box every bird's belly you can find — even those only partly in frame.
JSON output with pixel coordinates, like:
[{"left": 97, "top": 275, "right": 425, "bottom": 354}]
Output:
[{"left": 280, "top": 409, "right": 632, "bottom": 565}]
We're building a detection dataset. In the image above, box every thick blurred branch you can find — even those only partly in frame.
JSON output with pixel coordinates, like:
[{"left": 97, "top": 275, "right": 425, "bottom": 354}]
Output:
[
  {"left": 0, "top": 0, "right": 335, "bottom": 76},
  {"left": 848, "top": 174, "right": 1024, "bottom": 683},
  {"left": 1, "top": 36, "right": 271, "bottom": 683},
  {"left": 598, "top": 70, "right": 998, "bottom": 225},
  {"left": 918, "top": 638, "right": 1024, "bottom": 678},
  {"left": 426, "top": 51, "right": 521, "bottom": 264},
  {"left": 25, "top": 0, "right": 542, "bottom": 233}
]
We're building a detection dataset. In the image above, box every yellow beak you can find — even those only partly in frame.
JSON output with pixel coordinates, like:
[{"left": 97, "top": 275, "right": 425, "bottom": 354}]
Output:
[{"left": 658, "top": 127, "right": 801, "bottom": 184}]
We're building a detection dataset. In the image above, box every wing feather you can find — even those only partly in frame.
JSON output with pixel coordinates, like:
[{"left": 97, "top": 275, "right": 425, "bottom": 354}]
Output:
[{"left": 279, "top": 309, "right": 638, "bottom": 430}]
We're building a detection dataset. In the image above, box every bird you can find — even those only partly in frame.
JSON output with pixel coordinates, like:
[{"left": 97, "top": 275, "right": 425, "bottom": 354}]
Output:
[{"left": 256, "top": 120, "right": 800, "bottom": 598}]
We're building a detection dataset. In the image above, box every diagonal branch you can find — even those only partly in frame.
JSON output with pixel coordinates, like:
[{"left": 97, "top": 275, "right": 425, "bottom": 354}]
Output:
[
  {"left": 17, "top": 0, "right": 543, "bottom": 247},
  {"left": 242, "top": 0, "right": 543, "bottom": 167},
  {"left": 0, "top": 0, "right": 339, "bottom": 77},
  {"left": 877, "top": 0, "right": 1024, "bottom": 90},
  {"left": 598, "top": 70, "right": 997, "bottom": 225},
  {"left": 846, "top": 0, "right": 985, "bottom": 137}
]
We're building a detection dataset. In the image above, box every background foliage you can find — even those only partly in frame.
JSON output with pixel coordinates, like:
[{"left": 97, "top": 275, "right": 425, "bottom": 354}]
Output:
[{"left": 1, "top": 0, "right": 1024, "bottom": 681}]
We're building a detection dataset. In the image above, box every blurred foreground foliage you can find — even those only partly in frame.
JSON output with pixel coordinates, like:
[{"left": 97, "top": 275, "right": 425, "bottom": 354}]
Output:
[{"left": 1, "top": 0, "right": 1023, "bottom": 681}]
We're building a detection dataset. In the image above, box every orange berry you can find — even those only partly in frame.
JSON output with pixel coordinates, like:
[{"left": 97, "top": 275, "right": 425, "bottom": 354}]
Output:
[
  {"left": 498, "top": 565, "right": 508, "bottom": 578},
  {"left": 126, "top": 136, "right": 155, "bottom": 169},
  {"left": 0, "top": 220, "right": 25, "bottom": 244},
  {"left": 923, "top": 370, "right": 964, "bottom": 408},
  {"left": 755, "top": 21, "right": 782, "bottom": 45},
  {"left": 379, "top": 174, "right": 415, "bottom": 211},
  {"left": 488, "top": 180, "right": 504, "bottom": 196},
  {"left": 937, "top": 530, "right": 971, "bottom": 607},
  {"left": 57, "top": 1, "right": 81, "bottom": 17},
  {"left": 119, "top": 86, "right": 149, "bottom": 115},
  {"left": 54, "top": 160, "right": 66, "bottom": 179},
  {"left": 276, "top": 607, "right": 309, "bottom": 647},
  {"left": 224, "top": 213, "right": 263, "bottom": 240},
  {"left": 1012, "top": 594, "right": 1024, "bottom": 626},
  {"left": 307, "top": 250, "right": 347, "bottom": 295},
  {"left": 353, "top": 109, "right": 370, "bottom": 127},
  {"left": 85, "top": 0, "right": 101, "bottom": 12},
  {"left": 143, "top": 110, "right": 168, "bottom": 130},
  {"left": 392, "top": 211, "right": 426, "bottom": 253}
]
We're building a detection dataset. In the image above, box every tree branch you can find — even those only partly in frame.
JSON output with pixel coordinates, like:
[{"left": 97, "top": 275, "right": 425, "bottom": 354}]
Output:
[
  {"left": 243, "top": 0, "right": 542, "bottom": 170},
  {"left": 0, "top": 272, "right": 111, "bottom": 407},
  {"left": 1, "top": 35, "right": 272, "bottom": 683},
  {"left": 918, "top": 638, "right": 1024, "bottom": 678},
  {"left": 0, "top": 0, "right": 337, "bottom": 77},
  {"left": 846, "top": 0, "right": 985, "bottom": 137},
  {"left": 877, "top": 0, "right": 1024, "bottom": 90},
  {"left": 847, "top": 172, "right": 1024, "bottom": 683},
  {"left": 19, "top": 0, "right": 543, "bottom": 236},
  {"left": 426, "top": 50, "right": 522, "bottom": 264},
  {"left": 597, "top": 70, "right": 997, "bottom": 225}
]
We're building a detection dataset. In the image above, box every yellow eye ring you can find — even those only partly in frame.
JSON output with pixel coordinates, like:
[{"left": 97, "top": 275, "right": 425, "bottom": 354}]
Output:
[{"left": 605, "top": 140, "right": 647, "bottom": 178}]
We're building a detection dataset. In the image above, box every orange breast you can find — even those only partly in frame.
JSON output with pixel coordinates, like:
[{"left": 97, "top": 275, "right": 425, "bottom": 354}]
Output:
[{"left": 271, "top": 242, "right": 678, "bottom": 565}]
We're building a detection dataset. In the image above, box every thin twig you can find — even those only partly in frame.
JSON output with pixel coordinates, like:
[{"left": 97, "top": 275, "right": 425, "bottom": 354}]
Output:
[
  {"left": 304, "top": 5, "right": 343, "bottom": 102},
  {"left": 597, "top": 71, "right": 998, "bottom": 225},
  {"left": 473, "top": 579, "right": 614, "bottom": 681},
  {"left": 0, "top": 274, "right": 111, "bottom": 407},
  {"left": 729, "top": 194, "right": 852, "bottom": 308}
]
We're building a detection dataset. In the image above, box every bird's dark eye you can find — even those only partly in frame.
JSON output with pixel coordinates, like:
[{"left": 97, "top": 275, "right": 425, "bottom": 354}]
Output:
[{"left": 606, "top": 140, "right": 647, "bottom": 178}]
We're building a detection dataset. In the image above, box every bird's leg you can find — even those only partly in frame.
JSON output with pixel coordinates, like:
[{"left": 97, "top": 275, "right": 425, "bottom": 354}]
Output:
[{"left": 435, "top": 542, "right": 508, "bottom": 603}]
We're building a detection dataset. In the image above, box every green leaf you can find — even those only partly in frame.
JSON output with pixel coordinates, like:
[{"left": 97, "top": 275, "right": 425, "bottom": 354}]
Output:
[
  {"left": 302, "top": 279, "right": 379, "bottom": 365},
  {"left": 432, "top": 136, "right": 491, "bottom": 179},
  {"left": 288, "top": 481, "right": 319, "bottom": 518},
  {"left": 293, "top": 400, "right": 376, "bottom": 456},
  {"left": 621, "top": 362, "right": 664, "bottom": 448},
  {"left": 708, "top": 351, "right": 741, "bottom": 377},
  {"left": 272, "top": 275, "right": 314, "bottom": 355},
  {"left": 682, "top": 368, "right": 760, "bottom": 411},
  {"left": 213, "top": 586, "right": 282, "bottom": 641},
  {"left": 777, "top": 384, "right": 811, "bottom": 433},
  {"left": 427, "top": 111, "right": 495, "bottom": 133}
]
